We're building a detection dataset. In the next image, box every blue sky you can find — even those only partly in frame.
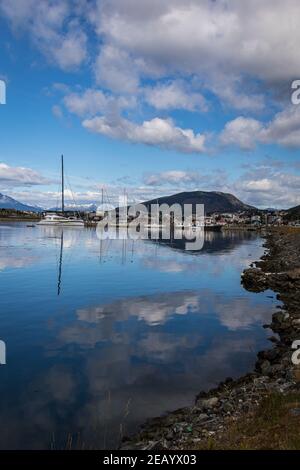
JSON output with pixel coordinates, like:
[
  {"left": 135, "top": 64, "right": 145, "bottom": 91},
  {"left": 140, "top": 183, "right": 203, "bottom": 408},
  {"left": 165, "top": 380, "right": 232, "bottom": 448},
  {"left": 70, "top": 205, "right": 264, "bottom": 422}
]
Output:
[{"left": 0, "top": 0, "right": 300, "bottom": 209}]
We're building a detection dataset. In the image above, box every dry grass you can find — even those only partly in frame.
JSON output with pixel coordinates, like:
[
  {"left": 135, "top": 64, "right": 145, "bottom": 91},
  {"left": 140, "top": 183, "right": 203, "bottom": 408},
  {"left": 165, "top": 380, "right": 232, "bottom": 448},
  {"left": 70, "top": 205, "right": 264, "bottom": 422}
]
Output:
[{"left": 189, "top": 392, "right": 300, "bottom": 450}]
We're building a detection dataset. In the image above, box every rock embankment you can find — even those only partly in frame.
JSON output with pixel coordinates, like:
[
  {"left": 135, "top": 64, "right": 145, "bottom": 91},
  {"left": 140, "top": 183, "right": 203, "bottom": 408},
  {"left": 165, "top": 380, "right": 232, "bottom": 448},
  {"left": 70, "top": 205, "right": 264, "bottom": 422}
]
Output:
[{"left": 121, "top": 229, "right": 300, "bottom": 450}]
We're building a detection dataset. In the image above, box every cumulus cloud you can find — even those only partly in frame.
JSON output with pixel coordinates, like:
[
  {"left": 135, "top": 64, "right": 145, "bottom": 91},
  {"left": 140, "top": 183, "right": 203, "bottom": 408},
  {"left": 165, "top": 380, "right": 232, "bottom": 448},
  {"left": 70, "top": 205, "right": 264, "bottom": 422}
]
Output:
[
  {"left": 261, "top": 106, "right": 300, "bottom": 148},
  {"left": 144, "top": 80, "right": 207, "bottom": 112},
  {"left": 3, "top": 0, "right": 300, "bottom": 159},
  {"left": 49, "top": 25, "right": 87, "bottom": 69},
  {"left": 2, "top": 0, "right": 300, "bottom": 98},
  {"left": 234, "top": 165, "right": 300, "bottom": 208},
  {"left": 0, "top": 163, "right": 51, "bottom": 187},
  {"left": 144, "top": 170, "right": 205, "bottom": 186},
  {"left": 83, "top": 116, "right": 206, "bottom": 153},
  {"left": 220, "top": 117, "right": 263, "bottom": 150},
  {"left": 3, "top": 0, "right": 300, "bottom": 152},
  {"left": 210, "top": 76, "right": 265, "bottom": 112},
  {"left": 220, "top": 106, "right": 300, "bottom": 150},
  {"left": 94, "top": 44, "right": 141, "bottom": 94},
  {"left": 63, "top": 88, "right": 135, "bottom": 118},
  {"left": 0, "top": 0, "right": 87, "bottom": 69},
  {"left": 243, "top": 179, "right": 273, "bottom": 192},
  {"left": 64, "top": 89, "right": 109, "bottom": 117},
  {"left": 96, "top": 0, "right": 300, "bottom": 102}
]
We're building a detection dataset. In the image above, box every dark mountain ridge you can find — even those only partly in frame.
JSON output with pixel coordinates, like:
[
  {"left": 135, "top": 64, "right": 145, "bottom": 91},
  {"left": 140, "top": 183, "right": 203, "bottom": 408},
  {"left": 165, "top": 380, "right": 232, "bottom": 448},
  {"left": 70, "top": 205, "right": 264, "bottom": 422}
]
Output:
[
  {"left": 286, "top": 205, "right": 300, "bottom": 220},
  {"left": 141, "top": 191, "right": 255, "bottom": 214}
]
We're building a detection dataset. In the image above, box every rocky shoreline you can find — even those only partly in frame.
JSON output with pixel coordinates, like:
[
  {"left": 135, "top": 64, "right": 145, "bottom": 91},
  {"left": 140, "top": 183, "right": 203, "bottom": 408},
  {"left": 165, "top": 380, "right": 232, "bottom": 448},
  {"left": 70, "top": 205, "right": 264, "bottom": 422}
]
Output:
[{"left": 121, "top": 228, "right": 300, "bottom": 450}]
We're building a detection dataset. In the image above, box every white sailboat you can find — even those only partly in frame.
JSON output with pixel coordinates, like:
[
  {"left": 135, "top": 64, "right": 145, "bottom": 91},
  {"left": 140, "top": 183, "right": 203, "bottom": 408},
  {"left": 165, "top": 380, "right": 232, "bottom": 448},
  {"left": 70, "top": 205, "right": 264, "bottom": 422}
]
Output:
[{"left": 37, "top": 155, "right": 84, "bottom": 227}]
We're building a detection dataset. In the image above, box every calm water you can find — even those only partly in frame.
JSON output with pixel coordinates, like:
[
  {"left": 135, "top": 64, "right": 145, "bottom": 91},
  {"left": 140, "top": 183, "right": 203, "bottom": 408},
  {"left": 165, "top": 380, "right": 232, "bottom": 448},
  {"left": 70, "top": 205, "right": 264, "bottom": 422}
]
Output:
[{"left": 0, "top": 223, "right": 276, "bottom": 449}]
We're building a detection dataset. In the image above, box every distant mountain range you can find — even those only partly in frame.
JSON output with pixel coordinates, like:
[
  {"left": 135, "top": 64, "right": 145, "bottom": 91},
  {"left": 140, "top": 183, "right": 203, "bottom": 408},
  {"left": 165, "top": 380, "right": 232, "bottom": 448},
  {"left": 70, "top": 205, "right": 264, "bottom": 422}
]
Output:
[
  {"left": 141, "top": 191, "right": 255, "bottom": 214},
  {"left": 0, "top": 193, "right": 99, "bottom": 213},
  {"left": 0, "top": 193, "right": 43, "bottom": 213},
  {"left": 0, "top": 190, "right": 297, "bottom": 216}
]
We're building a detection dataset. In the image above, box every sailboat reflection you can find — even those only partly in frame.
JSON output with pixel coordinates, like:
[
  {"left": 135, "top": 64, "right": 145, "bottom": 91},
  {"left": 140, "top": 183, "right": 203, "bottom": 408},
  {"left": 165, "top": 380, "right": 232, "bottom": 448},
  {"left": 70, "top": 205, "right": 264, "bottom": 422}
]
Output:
[
  {"left": 57, "top": 231, "right": 63, "bottom": 296},
  {"left": 38, "top": 225, "right": 86, "bottom": 295},
  {"left": 37, "top": 226, "right": 260, "bottom": 296}
]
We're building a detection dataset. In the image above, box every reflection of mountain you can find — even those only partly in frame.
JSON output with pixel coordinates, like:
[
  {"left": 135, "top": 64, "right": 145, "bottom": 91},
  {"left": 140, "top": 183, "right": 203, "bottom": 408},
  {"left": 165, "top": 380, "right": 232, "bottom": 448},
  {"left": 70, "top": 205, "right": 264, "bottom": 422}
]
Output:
[
  {"left": 0, "top": 223, "right": 260, "bottom": 278},
  {"left": 150, "top": 230, "right": 259, "bottom": 255}
]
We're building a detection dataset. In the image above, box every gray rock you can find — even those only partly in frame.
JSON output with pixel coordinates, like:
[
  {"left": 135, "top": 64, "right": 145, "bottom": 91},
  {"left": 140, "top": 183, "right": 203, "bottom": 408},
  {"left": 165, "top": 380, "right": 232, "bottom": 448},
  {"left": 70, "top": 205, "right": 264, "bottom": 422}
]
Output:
[
  {"left": 197, "top": 413, "right": 209, "bottom": 421},
  {"left": 200, "top": 397, "right": 219, "bottom": 409}
]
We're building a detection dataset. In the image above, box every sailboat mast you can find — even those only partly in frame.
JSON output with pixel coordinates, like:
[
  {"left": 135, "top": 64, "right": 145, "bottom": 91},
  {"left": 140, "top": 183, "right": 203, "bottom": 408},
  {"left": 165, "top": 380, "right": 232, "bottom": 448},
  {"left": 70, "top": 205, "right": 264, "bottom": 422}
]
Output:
[{"left": 61, "top": 154, "right": 65, "bottom": 213}]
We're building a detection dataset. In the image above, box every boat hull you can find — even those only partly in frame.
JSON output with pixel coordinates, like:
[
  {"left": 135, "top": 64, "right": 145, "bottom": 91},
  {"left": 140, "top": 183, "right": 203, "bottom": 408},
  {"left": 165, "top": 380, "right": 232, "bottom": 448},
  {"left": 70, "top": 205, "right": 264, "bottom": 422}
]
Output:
[
  {"left": 58, "top": 222, "right": 84, "bottom": 227},
  {"left": 37, "top": 221, "right": 61, "bottom": 226},
  {"left": 37, "top": 220, "right": 85, "bottom": 227}
]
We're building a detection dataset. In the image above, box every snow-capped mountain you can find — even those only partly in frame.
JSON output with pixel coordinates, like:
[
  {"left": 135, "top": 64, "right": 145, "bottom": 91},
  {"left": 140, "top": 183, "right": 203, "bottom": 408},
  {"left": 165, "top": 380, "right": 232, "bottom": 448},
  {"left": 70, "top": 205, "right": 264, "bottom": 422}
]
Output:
[
  {"left": 0, "top": 193, "right": 43, "bottom": 212},
  {"left": 47, "top": 203, "right": 98, "bottom": 212}
]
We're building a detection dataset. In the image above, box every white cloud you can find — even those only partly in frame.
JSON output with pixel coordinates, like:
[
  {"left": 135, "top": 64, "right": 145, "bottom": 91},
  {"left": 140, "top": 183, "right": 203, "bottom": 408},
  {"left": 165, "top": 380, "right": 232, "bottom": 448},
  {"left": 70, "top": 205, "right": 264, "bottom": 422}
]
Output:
[
  {"left": 94, "top": 45, "right": 140, "bottom": 94},
  {"left": 144, "top": 80, "right": 207, "bottom": 112},
  {"left": 144, "top": 170, "right": 202, "bottom": 186},
  {"left": 64, "top": 89, "right": 110, "bottom": 117},
  {"left": 234, "top": 167, "right": 300, "bottom": 208},
  {"left": 63, "top": 88, "right": 135, "bottom": 118},
  {"left": 261, "top": 106, "right": 300, "bottom": 148},
  {"left": 0, "top": 0, "right": 87, "bottom": 69},
  {"left": 83, "top": 116, "right": 206, "bottom": 153},
  {"left": 0, "top": 163, "right": 51, "bottom": 187},
  {"left": 96, "top": 0, "right": 300, "bottom": 99},
  {"left": 3, "top": 0, "right": 300, "bottom": 156},
  {"left": 210, "top": 76, "right": 265, "bottom": 112},
  {"left": 220, "top": 105, "right": 300, "bottom": 150},
  {"left": 49, "top": 25, "right": 87, "bottom": 69},
  {"left": 220, "top": 117, "right": 263, "bottom": 150},
  {"left": 243, "top": 179, "right": 273, "bottom": 192},
  {"left": 2, "top": 0, "right": 300, "bottom": 103}
]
